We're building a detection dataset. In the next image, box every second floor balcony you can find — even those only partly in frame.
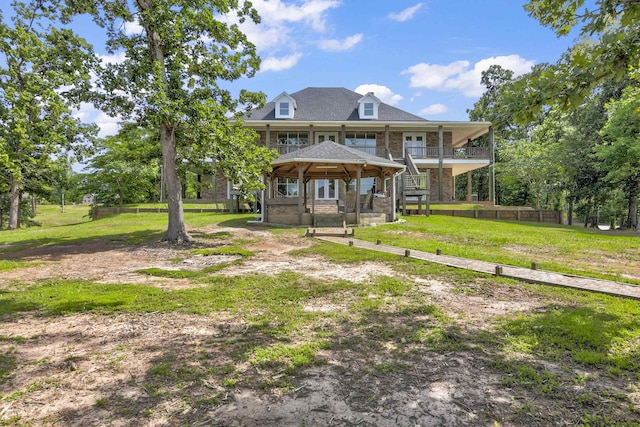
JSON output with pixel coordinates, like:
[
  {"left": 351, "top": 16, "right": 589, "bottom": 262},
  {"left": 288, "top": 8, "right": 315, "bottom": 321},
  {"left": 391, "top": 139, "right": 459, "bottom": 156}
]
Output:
[{"left": 404, "top": 146, "right": 490, "bottom": 160}]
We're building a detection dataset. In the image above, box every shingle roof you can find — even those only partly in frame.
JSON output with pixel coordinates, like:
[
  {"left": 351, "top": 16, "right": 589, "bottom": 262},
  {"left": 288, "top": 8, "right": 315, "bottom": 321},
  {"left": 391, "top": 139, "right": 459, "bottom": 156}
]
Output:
[
  {"left": 243, "top": 87, "right": 428, "bottom": 122},
  {"left": 273, "top": 140, "right": 404, "bottom": 170}
]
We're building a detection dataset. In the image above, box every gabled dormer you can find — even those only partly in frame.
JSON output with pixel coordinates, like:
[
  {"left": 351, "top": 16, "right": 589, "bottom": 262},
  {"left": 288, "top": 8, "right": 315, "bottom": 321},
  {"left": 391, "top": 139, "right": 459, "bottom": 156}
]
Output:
[
  {"left": 273, "top": 92, "right": 296, "bottom": 119},
  {"left": 357, "top": 92, "right": 381, "bottom": 120}
]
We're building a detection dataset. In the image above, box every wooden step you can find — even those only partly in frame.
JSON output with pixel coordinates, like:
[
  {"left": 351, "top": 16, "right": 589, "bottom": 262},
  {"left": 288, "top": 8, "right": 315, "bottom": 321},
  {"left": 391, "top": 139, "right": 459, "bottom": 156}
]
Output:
[{"left": 305, "top": 227, "right": 355, "bottom": 237}]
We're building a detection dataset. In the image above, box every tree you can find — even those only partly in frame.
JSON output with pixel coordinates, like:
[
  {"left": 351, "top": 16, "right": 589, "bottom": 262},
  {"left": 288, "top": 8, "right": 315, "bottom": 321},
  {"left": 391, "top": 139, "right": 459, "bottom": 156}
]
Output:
[
  {"left": 499, "top": 109, "right": 568, "bottom": 209},
  {"left": 83, "top": 123, "right": 161, "bottom": 206},
  {"left": 74, "top": 0, "right": 276, "bottom": 243},
  {"left": 598, "top": 84, "right": 640, "bottom": 230},
  {"left": 0, "top": 1, "right": 96, "bottom": 230},
  {"left": 516, "top": 1, "right": 640, "bottom": 119}
]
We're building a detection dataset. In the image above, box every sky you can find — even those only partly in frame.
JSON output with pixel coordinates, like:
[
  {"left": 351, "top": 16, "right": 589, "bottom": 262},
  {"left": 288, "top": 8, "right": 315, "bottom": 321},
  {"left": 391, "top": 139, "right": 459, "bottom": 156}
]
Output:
[{"left": 71, "top": 0, "right": 581, "bottom": 138}]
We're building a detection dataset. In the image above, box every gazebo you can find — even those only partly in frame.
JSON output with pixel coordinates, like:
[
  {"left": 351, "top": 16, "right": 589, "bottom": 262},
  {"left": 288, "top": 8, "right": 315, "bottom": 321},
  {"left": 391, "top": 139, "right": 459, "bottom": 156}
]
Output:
[{"left": 262, "top": 141, "right": 406, "bottom": 226}]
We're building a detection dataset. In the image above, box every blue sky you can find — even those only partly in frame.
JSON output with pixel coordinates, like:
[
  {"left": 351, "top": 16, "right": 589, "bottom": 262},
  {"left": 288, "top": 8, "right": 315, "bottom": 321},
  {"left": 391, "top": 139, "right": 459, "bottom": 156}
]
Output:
[{"left": 74, "top": 0, "right": 579, "bottom": 137}]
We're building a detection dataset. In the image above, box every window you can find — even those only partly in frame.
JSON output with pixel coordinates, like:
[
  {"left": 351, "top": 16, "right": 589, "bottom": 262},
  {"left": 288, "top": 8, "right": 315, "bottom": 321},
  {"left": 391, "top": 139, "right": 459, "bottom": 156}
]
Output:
[
  {"left": 277, "top": 178, "right": 299, "bottom": 197},
  {"left": 349, "top": 177, "right": 375, "bottom": 195},
  {"left": 316, "top": 179, "right": 338, "bottom": 200},
  {"left": 277, "top": 132, "right": 309, "bottom": 154},
  {"left": 345, "top": 133, "right": 376, "bottom": 155},
  {"left": 279, "top": 102, "right": 289, "bottom": 117},
  {"left": 363, "top": 102, "right": 374, "bottom": 116}
]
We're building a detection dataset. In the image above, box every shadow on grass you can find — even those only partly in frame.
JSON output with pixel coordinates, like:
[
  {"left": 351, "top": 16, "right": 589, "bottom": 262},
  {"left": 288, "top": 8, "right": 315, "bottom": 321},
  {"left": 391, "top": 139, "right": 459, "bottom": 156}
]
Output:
[
  {"left": 0, "top": 229, "right": 165, "bottom": 261},
  {"left": 2, "top": 268, "right": 640, "bottom": 426}
]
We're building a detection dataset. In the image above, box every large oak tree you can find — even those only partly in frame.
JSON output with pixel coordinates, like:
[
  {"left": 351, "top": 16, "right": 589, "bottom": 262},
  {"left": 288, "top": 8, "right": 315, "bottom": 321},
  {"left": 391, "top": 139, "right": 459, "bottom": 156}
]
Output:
[{"left": 73, "top": 0, "right": 276, "bottom": 243}]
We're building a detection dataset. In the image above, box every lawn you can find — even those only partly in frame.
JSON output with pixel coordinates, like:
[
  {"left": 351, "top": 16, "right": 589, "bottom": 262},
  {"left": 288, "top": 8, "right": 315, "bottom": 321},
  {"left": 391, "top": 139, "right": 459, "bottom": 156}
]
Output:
[
  {"left": 0, "top": 208, "right": 639, "bottom": 426},
  {"left": 355, "top": 215, "right": 640, "bottom": 284}
]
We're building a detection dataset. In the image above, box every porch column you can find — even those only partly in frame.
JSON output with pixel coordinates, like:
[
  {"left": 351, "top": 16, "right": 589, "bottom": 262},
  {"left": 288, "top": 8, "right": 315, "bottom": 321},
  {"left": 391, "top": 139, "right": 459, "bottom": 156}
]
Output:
[
  {"left": 438, "top": 125, "right": 444, "bottom": 201},
  {"left": 384, "top": 125, "right": 390, "bottom": 157},
  {"left": 309, "top": 124, "right": 314, "bottom": 146},
  {"left": 265, "top": 124, "right": 270, "bottom": 148},
  {"left": 355, "top": 165, "right": 361, "bottom": 225},
  {"left": 340, "top": 125, "right": 346, "bottom": 145},
  {"left": 298, "top": 163, "right": 305, "bottom": 225},
  {"left": 466, "top": 171, "right": 472, "bottom": 202},
  {"left": 488, "top": 126, "right": 495, "bottom": 205}
]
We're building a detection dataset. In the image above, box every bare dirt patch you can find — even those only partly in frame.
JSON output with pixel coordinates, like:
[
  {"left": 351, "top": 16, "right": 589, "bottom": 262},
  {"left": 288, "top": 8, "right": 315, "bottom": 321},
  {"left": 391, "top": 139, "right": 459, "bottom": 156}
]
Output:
[{"left": 1, "top": 226, "right": 637, "bottom": 426}]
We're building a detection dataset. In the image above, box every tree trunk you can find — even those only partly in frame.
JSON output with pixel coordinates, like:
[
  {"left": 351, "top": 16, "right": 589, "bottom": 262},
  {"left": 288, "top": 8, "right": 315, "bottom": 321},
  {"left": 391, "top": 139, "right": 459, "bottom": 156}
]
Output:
[
  {"left": 8, "top": 179, "right": 20, "bottom": 230},
  {"left": 161, "top": 124, "right": 191, "bottom": 243},
  {"left": 567, "top": 197, "right": 573, "bottom": 226},
  {"left": 140, "top": 6, "right": 191, "bottom": 243},
  {"left": 625, "top": 177, "right": 638, "bottom": 230},
  {"left": 589, "top": 204, "right": 599, "bottom": 228},
  {"left": 627, "top": 196, "right": 638, "bottom": 230}
]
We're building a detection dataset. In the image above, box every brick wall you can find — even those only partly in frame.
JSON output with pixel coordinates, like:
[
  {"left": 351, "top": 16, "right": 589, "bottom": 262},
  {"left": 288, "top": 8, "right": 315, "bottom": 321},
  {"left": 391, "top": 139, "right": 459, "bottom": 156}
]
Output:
[{"left": 424, "top": 168, "right": 454, "bottom": 201}]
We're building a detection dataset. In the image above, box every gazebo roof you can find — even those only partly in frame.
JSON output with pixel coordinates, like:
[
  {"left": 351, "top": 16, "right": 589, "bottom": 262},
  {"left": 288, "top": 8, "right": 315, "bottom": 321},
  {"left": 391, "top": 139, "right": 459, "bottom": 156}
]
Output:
[{"left": 270, "top": 141, "right": 405, "bottom": 180}]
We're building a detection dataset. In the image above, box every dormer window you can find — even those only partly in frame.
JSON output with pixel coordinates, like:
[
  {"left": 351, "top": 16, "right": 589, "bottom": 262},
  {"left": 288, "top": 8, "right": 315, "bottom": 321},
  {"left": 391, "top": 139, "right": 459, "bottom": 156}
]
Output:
[
  {"left": 357, "top": 92, "right": 381, "bottom": 119},
  {"left": 279, "top": 102, "right": 290, "bottom": 117},
  {"left": 363, "top": 102, "right": 374, "bottom": 117},
  {"left": 273, "top": 92, "right": 296, "bottom": 119}
]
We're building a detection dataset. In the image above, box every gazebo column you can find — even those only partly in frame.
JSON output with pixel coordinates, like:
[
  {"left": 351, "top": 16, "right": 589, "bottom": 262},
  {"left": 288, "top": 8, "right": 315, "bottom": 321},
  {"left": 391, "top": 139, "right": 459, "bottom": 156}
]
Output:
[
  {"left": 438, "top": 125, "right": 444, "bottom": 202},
  {"left": 263, "top": 172, "right": 269, "bottom": 223},
  {"left": 390, "top": 170, "right": 397, "bottom": 222},
  {"left": 298, "top": 163, "right": 305, "bottom": 225},
  {"left": 355, "top": 165, "right": 361, "bottom": 225},
  {"left": 489, "top": 126, "right": 495, "bottom": 205}
]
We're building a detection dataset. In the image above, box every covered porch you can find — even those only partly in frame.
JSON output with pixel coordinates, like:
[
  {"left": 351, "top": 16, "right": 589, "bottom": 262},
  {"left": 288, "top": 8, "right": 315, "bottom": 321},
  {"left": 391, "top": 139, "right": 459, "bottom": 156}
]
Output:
[{"left": 262, "top": 141, "right": 405, "bottom": 226}]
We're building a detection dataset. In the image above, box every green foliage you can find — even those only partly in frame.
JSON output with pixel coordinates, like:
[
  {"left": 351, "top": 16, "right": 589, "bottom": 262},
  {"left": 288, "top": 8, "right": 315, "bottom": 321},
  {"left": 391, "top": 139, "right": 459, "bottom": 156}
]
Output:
[
  {"left": 82, "top": 124, "right": 161, "bottom": 207},
  {"left": 498, "top": 109, "right": 569, "bottom": 208},
  {"left": 598, "top": 85, "right": 640, "bottom": 228},
  {"left": 0, "top": 194, "right": 38, "bottom": 230},
  {"left": 518, "top": 1, "right": 640, "bottom": 119},
  {"left": 0, "top": 1, "right": 97, "bottom": 229},
  {"left": 73, "top": 0, "right": 277, "bottom": 241}
]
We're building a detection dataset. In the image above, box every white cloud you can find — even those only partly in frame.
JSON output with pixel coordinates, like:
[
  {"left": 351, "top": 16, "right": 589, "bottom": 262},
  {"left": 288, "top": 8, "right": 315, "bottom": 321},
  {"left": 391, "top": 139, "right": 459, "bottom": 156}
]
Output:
[
  {"left": 251, "top": 0, "right": 341, "bottom": 32},
  {"left": 123, "top": 20, "right": 144, "bottom": 36},
  {"left": 354, "top": 84, "right": 403, "bottom": 106},
  {"left": 94, "top": 112, "right": 122, "bottom": 138},
  {"left": 230, "top": 0, "right": 341, "bottom": 52},
  {"left": 402, "top": 55, "right": 535, "bottom": 97},
  {"left": 419, "top": 104, "right": 448, "bottom": 115},
  {"left": 98, "top": 51, "right": 127, "bottom": 65},
  {"left": 318, "top": 33, "right": 363, "bottom": 52},
  {"left": 389, "top": 3, "right": 423, "bottom": 22},
  {"left": 73, "top": 103, "right": 122, "bottom": 139},
  {"left": 260, "top": 53, "right": 303, "bottom": 72}
]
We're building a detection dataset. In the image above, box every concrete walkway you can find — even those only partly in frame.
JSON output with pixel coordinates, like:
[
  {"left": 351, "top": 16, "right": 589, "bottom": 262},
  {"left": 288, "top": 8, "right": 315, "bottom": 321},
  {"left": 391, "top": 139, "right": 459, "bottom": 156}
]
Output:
[{"left": 316, "top": 236, "right": 640, "bottom": 300}]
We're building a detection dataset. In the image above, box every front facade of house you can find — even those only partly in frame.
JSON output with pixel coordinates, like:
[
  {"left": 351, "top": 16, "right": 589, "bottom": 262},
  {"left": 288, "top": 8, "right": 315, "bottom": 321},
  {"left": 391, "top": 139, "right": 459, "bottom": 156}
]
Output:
[{"left": 195, "top": 87, "right": 493, "bottom": 225}]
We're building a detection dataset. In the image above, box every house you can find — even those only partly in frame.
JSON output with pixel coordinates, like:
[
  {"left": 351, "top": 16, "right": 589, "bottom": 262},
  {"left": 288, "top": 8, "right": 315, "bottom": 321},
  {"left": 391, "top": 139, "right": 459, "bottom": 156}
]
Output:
[{"left": 202, "top": 87, "right": 493, "bottom": 226}]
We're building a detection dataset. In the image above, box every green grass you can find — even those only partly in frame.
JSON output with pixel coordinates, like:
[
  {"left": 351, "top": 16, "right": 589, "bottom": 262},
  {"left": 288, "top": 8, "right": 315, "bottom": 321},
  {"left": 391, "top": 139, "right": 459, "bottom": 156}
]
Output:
[
  {"left": 0, "top": 209, "right": 254, "bottom": 255},
  {"left": 0, "top": 259, "right": 34, "bottom": 272},
  {"left": 353, "top": 215, "right": 640, "bottom": 284}
]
